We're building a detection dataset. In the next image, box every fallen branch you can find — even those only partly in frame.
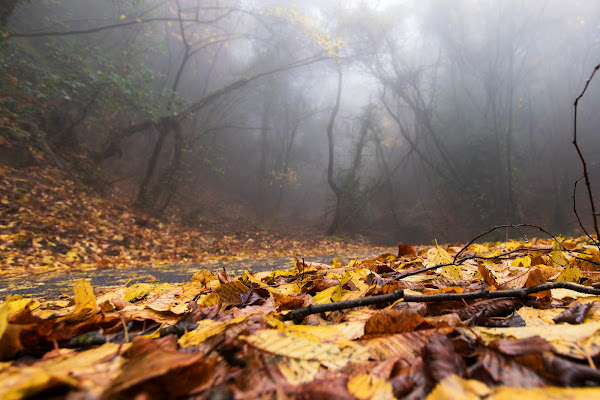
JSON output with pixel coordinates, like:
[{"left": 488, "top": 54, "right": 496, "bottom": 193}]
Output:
[{"left": 279, "top": 282, "right": 600, "bottom": 321}]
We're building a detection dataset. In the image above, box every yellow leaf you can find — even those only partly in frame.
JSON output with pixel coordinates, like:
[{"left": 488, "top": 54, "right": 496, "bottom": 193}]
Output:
[
  {"left": 274, "top": 355, "right": 320, "bottom": 384},
  {"left": 179, "top": 314, "right": 254, "bottom": 347},
  {"left": 198, "top": 292, "right": 220, "bottom": 306},
  {"left": 120, "top": 14, "right": 126, "bottom": 20},
  {"left": 427, "top": 374, "right": 492, "bottom": 400},
  {"left": 347, "top": 374, "right": 394, "bottom": 400},
  {"left": 428, "top": 242, "right": 461, "bottom": 279},
  {"left": 492, "top": 386, "right": 600, "bottom": 400},
  {"left": 313, "top": 284, "right": 342, "bottom": 305},
  {"left": 242, "top": 329, "right": 343, "bottom": 361},
  {"left": 167, "top": 21, "right": 172, "bottom": 26},
  {"left": 550, "top": 250, "right": 568, "bottom": 268},
  {"left": 136, "top": 18, "right": 142, "bottom": 23},
  {"left": 339, "top": 269, "right": 352, "bottom": 285},
  {"left": 556, "top": 265, "right": 582, "bottom": 282},
  {"left": 471, "top": 320, "right": 600, "bottom": 359},
  {"left": 278, "top": 283, "right": 302, "bottom": 295},
  {"left": 267, "top": 315, "right": 365, "bottom": 342},
  {"left": 440, "top": 264, "right": 462, "bottom": 280},
  {"left": 428, "top": 375, "right": 600, "bottom": 400},
  {"left": 215, "top": 281, "right": 250, "bottom": 306},
  {"left": 511, "top": 256, "right": 531, "bottom": 267},
  {"left": 4, "top": 297, "right": 39, "bottom": 316},
  {"left": 62, "top": 279, "right": 99, "bottom": 322},
  {"left": 190, "top": 269, "right": 216, "bottom": 286},
  {"left": 123, "top": 283, "right": 154, "bottom": 302},
  {"left": 41, "top": 256, "right": 54, "bottom": 265},
  {"left": 427, "top": 241, "right": 453, "bottom": 266},
  {"left": 362, "top": 331, "right": 436, "bottom": 361},
  {"left": 0, "top": 301, "right": 8, "bottom": 340},
  {"left": 0, "top": 343, "right": 120, "bottom": 399}
]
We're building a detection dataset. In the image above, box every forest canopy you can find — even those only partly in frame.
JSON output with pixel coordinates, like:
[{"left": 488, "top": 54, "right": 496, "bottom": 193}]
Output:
[{"left": 1, "top": 0, "right": 600, "bottom": 243}]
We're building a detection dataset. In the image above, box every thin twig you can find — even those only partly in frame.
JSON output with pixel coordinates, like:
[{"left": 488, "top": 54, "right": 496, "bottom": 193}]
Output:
[
  {"left": 118, "top": 313, "right": 129, "bottom": 343},
  {"left": 573, "top": 176, "right": 599, "bottom": 248},
  {"left": 395, "top": 262, "right": 457, "bottom": 280},
  {"left": 573, "top": 63, "right": 600, "bottom": 246},
  {"left": 455, "top": 224, "right": 569, "bottom": 262}
]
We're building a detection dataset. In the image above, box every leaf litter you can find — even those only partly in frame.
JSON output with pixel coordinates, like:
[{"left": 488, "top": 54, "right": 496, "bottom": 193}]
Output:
[
  {"left": 4, "top": 166, "right": 600, "bottom": 398},
  {"left": 2, "top": 237, "right": 600, "bottom": 399}
]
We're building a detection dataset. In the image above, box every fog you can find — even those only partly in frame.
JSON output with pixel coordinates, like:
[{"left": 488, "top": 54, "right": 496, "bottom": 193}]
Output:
[{"left": 3, "top": 0, "right": 600, "bottom": 244}]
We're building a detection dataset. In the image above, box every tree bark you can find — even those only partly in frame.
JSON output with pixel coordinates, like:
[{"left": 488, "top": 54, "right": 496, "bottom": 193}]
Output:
[
  {"left": 0, "top": 0, "right": 19, "bottom": 32},
  {"left": 326, "top": 64, "right": 343, "bottom": 235},
  {"left": 257, "top": 95, "right": 272, "bottom": 218},
  {"left": 134, "top": 117, "right": 176, "bottom": 209}
]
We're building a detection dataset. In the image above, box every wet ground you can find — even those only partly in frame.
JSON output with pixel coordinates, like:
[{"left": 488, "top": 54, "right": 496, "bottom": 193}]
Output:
[{"left": 1, "top": 252, "right": 383, "bottom": 299}]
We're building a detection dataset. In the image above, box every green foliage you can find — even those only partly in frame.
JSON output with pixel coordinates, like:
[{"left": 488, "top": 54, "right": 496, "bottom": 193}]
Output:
[{"left": 0, "top": 31, "right": 184, "bottom": 151}]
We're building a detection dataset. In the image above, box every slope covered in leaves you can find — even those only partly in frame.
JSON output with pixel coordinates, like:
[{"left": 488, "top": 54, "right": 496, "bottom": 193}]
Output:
[
  {"left": 3, "top": 238, "right": 600, "bottom": 398},
  {"left": 0, "top": 164, "right": 384, "bottom": 278}
]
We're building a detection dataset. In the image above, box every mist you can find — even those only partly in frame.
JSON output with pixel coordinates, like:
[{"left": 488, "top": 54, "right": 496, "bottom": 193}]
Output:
[{"left": 3, "top": 0, "right": 600, "bottom": 245}]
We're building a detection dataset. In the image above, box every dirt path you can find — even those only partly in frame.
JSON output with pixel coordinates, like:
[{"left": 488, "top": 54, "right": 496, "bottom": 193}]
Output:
[{"left": 1, "top": 251, "right": 382, "bottom": 299}]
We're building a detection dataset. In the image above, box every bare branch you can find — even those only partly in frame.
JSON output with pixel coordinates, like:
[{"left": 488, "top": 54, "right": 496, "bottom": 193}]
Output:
[
  {"left": 280, "top": 282, "right": 600, "bottom": 321},
  {"left": 573, "top": 63, "right": 600, "bottom": 245}
]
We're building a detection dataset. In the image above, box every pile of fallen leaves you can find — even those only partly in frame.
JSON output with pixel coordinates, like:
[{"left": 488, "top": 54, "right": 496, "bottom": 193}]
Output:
[
  {"left": 3, "top": 238, "right": 600, "bottom": 399},
  {"left": 0, "top": 164, "right": 385, "bottom": 278}
]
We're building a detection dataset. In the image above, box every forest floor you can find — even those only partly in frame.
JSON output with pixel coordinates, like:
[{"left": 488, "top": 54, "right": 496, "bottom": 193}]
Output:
[
  {"left": 3, "top": 162, "right": 600, "bottom": 399},
  {"left": 0, "top": 164, "right": 388, "bottom": 281}
]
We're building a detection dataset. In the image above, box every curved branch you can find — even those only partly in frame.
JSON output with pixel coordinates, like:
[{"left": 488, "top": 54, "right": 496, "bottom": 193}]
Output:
[{"left": 573, "top": 63, "right": 600, "bottom": 244}]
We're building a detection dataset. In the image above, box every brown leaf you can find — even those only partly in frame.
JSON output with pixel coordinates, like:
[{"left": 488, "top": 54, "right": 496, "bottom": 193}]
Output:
[
  {"left": 489, "top": 336, "right": 553, "bottom": 356},
  {"left": 483, "top": 312, "right": 526, "bottom": 328},
  {"left": 390, "top": 359, "right": 427, "bottom": 398},
  {"left": 456, "top": 298, "right": 521, "bottom": 321},
  {"left": 525, "top": 268, "right": 551, "bottom": 298},
  {"left": 103, "top": 335, "right": 215, "bottom": 399},
  {"left": 272, "top": 291, "right": 307, "bottom": 311},
  {"left": 374, "top": 263, "right": 395, "bottom": 273},
  {"left": 398, "top": 243, "right": 417, "bottom": 258},
  {"left": 478, "top": 264, "right": 498, "bottom": 287},
  {"left": 543, "top": 353, "right": 600, "bottom": 386},
  {"left": 0, "top": 324, "right": 25, "bottom": 360},
  {"left": 187, "top": 301, "right": 221, "bottom": 322},
  {"left": 518, "top": 352, "right": 600, "bottom": 386},
  {"left": 429, "top": 313, "right": 464, "bottom": 329},
  {"left": 215, "top": 281, "right": 252, "bottom": 306},
  {"left": 467, "top": 347, "right": 547, "bottom": 387},
  {"left": 553, "top": 301, "right": 594, "bottom": 324},
  {"left": 423, "top": 334, "right": 465, "bottom": 384},
  {"left": 217, "top": 270, "right": 234, "bottom": 284},
  {"left": 284, "top": 376, "right": 355, "bottom": 400},
  {"left": 364, "top": 309, "right": 433, "bottom": 335}
]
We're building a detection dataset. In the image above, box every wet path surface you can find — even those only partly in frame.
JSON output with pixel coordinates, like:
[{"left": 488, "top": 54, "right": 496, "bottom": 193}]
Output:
[{"left": 1, "top": 252, "right": 382, "bottom": 299}]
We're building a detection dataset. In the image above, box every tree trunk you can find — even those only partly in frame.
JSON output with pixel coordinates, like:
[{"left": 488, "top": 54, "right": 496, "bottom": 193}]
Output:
[
  {"left": 326, "top": 64, "right": 344, "bottom": 236},
  {"left": 257, "top": 95, "right": 272, "bottom": 219},
  {"left": 134, "top": 117, "right": 176, "bottom": 209},
  {"left": 0, "top": 0, "right": 19, "bottom": 32},
  {"left": 155, "top": 122, "right": 183, "bottom": 213}
]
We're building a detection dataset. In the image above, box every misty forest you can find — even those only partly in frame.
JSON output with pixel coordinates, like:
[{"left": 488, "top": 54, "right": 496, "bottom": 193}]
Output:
[
  {"left": 3, "top": 0, "right": 600, "bottom": 243},
  {"left": 3, "top": 1, "right": 600, "bottom": 399}
]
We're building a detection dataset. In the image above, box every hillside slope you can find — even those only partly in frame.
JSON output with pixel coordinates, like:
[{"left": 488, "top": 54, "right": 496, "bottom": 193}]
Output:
[{"left": 0, "top": 163, "right": 386, "bottom": 278}]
